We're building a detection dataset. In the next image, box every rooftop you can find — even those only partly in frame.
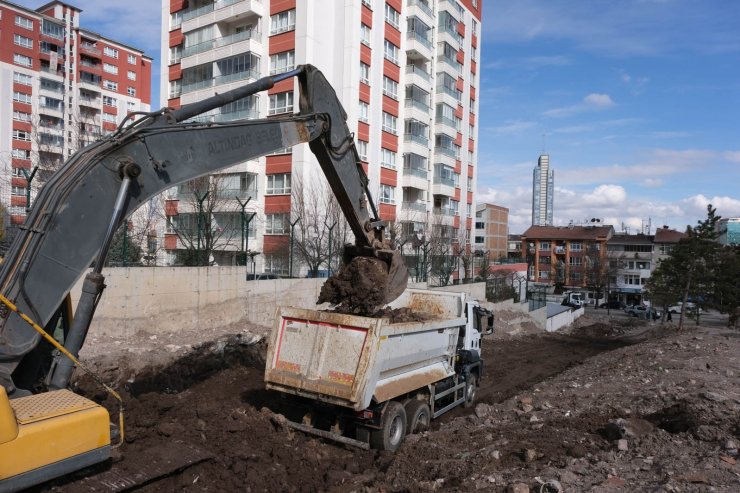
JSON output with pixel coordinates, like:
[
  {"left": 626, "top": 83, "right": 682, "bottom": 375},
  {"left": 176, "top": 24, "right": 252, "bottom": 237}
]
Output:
[
  {"left": 521, "top": 225, "right": 614, "bottom": 241},
  {"left": 653, "top": 227, "right": 687, "bottom": 243}
]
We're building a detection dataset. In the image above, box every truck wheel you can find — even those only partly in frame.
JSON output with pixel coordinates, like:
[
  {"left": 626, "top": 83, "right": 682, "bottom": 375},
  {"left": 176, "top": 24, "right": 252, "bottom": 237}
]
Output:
[
  {"left": 370, "top": 401, "right": 406, "bottom": 451},
  {"left": 463, "top": 375, "right": 478, "bottom": 408},
  {"left": 406, "top": 400, "right": 431, "bottom": 434}
]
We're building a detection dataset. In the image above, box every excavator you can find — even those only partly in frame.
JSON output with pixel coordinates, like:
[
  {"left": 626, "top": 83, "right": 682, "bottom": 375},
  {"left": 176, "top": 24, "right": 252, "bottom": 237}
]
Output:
[{"left": 0, "top": 65, "right": 408, "bottom": 491}]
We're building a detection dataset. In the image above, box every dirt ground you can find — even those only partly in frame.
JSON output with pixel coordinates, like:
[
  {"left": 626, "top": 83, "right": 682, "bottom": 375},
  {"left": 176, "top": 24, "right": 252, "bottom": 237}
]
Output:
[{"left": 36, "top": 309, "right": 740, "bottom": 492}]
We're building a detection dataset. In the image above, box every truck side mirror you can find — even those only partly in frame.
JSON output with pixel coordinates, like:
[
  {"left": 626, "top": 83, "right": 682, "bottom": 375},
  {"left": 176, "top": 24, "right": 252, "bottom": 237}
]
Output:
[{"left": 484, "top": 314, "right": 494, "bottom": 335}]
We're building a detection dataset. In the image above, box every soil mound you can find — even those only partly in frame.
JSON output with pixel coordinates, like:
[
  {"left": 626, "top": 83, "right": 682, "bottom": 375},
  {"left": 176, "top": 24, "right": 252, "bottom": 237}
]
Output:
[{"left": 317, "top": 256, "right": 389, "bottom": 314}]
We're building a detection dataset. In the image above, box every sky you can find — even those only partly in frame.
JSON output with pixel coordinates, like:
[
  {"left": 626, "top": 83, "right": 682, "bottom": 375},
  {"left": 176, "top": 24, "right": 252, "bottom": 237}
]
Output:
[{"left": 14, "top": 0, "right": 740, "bottom": 235}]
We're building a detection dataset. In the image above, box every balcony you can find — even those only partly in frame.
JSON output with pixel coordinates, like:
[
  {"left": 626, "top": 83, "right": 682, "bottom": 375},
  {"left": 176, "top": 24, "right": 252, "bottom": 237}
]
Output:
[
  {"left": 406, "top": 31, "right": 432, "bottom": 61},
  {"left": 435, "top": 114, "right": 458, "bottom": 133},
  {"left": 435, "top": 84, "right": 462, "bottom": 108},
  {"left": 405, "top": 65, "right": 432, "bottom": 87},
  {"left": 405, "top": 98, "right": 431, "bottom": 121},
  {"left": 432, "top": 181, "right": 455, "bottom": 198},
  {"left": 79, "top": 43, "right": 101, "bottom": 58},
  {"left": 407, "top": 0, "right": 433, "bottom": 22},
  {"left": 401, "top": 167, "right": 428, "bottom": 190},
  {"left": 181, "top": 69, "right": 260, "bottom": 102},
  {"left": 215, "top": 187, "right": 258, "bottom": 200},
  {"left": 437, "top": 54, "right": 463, "bottom": 76},
  {"left": 402, "top": 201, "right": 427, "bottom": 213},
  {"left": 78, "top": 96, "right": 101, "bottom": 109},
  {"left": 181, "top": 0, "right": 263, "bottom": 33},
  {"left": 181, "top": 30, "right": 261, "bottom": 69}
]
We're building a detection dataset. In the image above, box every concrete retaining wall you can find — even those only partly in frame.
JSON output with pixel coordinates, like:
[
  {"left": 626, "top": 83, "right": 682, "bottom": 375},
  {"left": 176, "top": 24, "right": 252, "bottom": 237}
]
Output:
[
  {"left": 71, "top": 267, "right": 325, "bottom": 337},
  {"left": 545, "top": 306, "right": 585, "bottom": 332}
]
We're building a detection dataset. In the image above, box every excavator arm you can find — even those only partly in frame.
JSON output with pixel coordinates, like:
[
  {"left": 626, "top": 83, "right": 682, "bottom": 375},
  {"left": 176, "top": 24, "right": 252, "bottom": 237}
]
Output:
[{"left": 0, "top": 65, "right": 406, "bottom": 397}]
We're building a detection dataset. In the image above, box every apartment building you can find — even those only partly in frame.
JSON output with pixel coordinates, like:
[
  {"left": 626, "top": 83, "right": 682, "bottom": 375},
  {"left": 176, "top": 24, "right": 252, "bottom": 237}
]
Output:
[
  {"left": 0, "top": 1, "right": 152, "bottom": 229},
  {"left": 473, "top": 202, "right": 508, "bottom": 260},
  {"left": 521, "top": 225, "right": 614, "bottom": 288},
  {"left": 160, "top": 0, "right": 482, "bottom": 273}
]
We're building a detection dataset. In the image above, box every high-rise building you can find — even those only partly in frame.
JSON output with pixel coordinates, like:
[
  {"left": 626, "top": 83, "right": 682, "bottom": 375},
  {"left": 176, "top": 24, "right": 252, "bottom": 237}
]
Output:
[
  {"left": 160, "top": 0, "right": 482, "bottom": 274},
  {"left": 532, "top": 154, "right": 553, "bottom": 226},
  {"left": 0, "top": 1, "right": 152, "bottom": 229},
  {"left": 718, "top": 217, "right": 740, "bottom": 246}
]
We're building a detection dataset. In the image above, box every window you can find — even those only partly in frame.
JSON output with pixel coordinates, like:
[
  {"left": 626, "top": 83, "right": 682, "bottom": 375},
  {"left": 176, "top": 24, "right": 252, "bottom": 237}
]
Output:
[
  {"left": 475, "top": 221, "right": 484, "bottom": 229},
  {"left": 570, "top": 272, "right": 582, "bottom": 282},
  {"left": 471, "top": 46, "right": 477, "bottom": 61},
  {"left": 13, "top": 54, "right": 32, "bottom": 67},
  {"left": 15, "top": 15, "right": 33, "bottom": 30},
  {"left": 170, "top": 11, "right": 183, "bottom": 29},
  {"left": 104, "top": 63, "right": 118, "bottom": 74},
  {"left": 382, "top": 112, "right": 397, "bottom": 134},
  {"left": 467, "top": 176, "right": 473, "bottom": 191},
  {"left": 379, "top": 184, "right": 395, "bottom": 204},
  {"left": 14, "top": 34, "right": 33, "bottom": 48},
  {"left": 265, "top": 213, "right": 289, "bottom": 235},
  {"left": 268, "top": 92, "right": 294, "bottom": 115},
  {"left": 539, "top": 242, "right": 551, "bottom": 251},
  {"left": 362, "top": 0, "right": 372, "bottom": 7},
  {"left": 381, "top": 148, "right": 396, "bottom": 169},
  {"left": 13, "top": 167, "right": 27, "bottom": 177},
  {"left": 384, "top": 39, "right": 399, "bottom": 64},
  {"left": 127, "top": 70, "right": 136, "bottom": 80},
  {"left": 382, "top": 76, "right": 398, "bottom": 99},
  {"left": 12, "top": 186, "right": 26, "bottom": 196},
  {"left": 538, "top": 270, "right": 550, "bottom": 280},
  {"left": 104, "top": 46, "right": 119, "bottom": 58},
  {"left": 625, "top": 274, "right": 641, "bottom": 285},
  {"left": 127, "top": 86, "right": 136, "bottom": 96},
  {"left": 360, "top": 23, "right": 371, "bottom": 46},
  {"left": 170, "top": 45, "right": 182, "bottom": 64},
  {"left": 103, "top": 96, "right": 118, "bottom": 107},
  {"left": 357, "top": 140, "right": 368, "bottom": 161},
  {"left": 266, "top": 173, "right": 291, "bottom": 195},
  {"left": 127, "top": 101, "right": 136, "bottom": 111},
  {"left": 169, "top": 80, "right": 182, "bottom": 99},
  {"left": 12, "top": 148, "right": 31, "bottom": 160},
  {"left": 13, "top": 91, "right": 32, "bottom": 104},
  {"left": 384, "top": 3, "right": 400, "bottom": 29},
  {"left": 570, "top": 242, "right": 582, "bottom": 251},
  {"left": 13, "top": 72, "right": 32, "bottom": 85},
  {"left": 270, "top": 9, "right": 296, "bottom": 35},
  {"left": 103, "top": 80, "right": 118, "bottom": 91},
  {"left": 270, "top": 50, "right": 295, "bottom": 75},
  {"left": 102, "top": 113, "right": 116, "bottom": 123},
  {"left": 359, "top": 101, "right": 369, "bottom": 122},
  {"left": 128, "top": 54, "right": 136, "bottom": 64},
  {"left": 569, "top": 257, "right": 582, "bottom": 266},
  {"left": 13, "top": 110, "right": 31, "bottom": 122},
  {"left": 13, "top": 130, "right": 31, "bottom": 142},
  {"left": 360, "top": 62, "right": 370, "bottom": 84}
]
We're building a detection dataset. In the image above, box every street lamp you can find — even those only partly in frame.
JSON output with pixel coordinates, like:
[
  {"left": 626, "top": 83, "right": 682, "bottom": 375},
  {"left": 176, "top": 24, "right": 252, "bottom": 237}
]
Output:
[
  {"left": 289, "top": 217, "right": 300, "bottom": 278},
  {"left": 236, "top": 197, "right": 256, "bottom": 265},
  {"left": 325, "top": 220, "right": 336, "bottom": 276},
  {"left": 194, "top": 190, "right": 210, "bottom": 266},
  {"left": 21, "top": 166, "right": 38, "bottom": 214}
]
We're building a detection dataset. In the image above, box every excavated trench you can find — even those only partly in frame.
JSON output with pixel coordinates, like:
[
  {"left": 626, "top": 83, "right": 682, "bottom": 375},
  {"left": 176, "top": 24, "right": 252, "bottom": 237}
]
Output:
[{"left": 42, "top": 328, "right": 630, "bottom": 492}]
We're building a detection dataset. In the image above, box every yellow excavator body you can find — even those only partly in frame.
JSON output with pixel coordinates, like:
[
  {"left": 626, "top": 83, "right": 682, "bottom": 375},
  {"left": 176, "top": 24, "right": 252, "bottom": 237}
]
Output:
[{"left": 0, "top": 386, "right": 110, "bottom": 492}]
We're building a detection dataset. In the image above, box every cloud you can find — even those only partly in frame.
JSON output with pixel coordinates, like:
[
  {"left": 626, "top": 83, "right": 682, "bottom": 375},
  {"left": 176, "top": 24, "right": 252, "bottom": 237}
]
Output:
[
  {"left": 490, "top": 121, "right": 538, "bottom": 135},
  {"left": 642, "top": 178, "right": 663, "bottom": 188},
  {"left": 724, "top": 151, "right": 740, "bottom": 163},
  {"left": 680, "top": 195, "right": 740, "bottom": 218},
  {"left": 650, "top": 131, "right": 691, "bottom": 139},
  {"left": 619, "top": 71, "right": 650, "bottom": 95},
  {"left": 544, "top": 93, "right": 616, "bottom": 117}
]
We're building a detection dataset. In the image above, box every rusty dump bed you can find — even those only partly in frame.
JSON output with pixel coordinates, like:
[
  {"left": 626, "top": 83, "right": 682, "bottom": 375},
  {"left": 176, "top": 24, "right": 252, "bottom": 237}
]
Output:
[{"left": 264, "top": 289, "right": 467, "bottom": 410}]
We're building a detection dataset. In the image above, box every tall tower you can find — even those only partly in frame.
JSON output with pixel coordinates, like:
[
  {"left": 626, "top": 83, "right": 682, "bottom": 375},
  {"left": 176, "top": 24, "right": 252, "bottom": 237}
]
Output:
[
  {"left": 161, "top": 0, "right": 483, "bottom": 274},
  {"left": 532, "top": 154, "right": 554, "bottom": 226}
]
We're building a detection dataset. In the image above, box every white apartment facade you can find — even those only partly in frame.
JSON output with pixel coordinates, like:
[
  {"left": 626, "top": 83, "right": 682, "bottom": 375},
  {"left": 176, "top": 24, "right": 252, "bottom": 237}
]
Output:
[{"left": 160, "top": 0, "right": 482, "bottom": 275}]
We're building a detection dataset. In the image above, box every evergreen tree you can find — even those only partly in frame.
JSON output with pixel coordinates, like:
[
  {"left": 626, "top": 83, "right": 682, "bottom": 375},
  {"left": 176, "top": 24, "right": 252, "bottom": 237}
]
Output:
[{"left": 106, "top": 225, "right": 143, "bottom": 267}]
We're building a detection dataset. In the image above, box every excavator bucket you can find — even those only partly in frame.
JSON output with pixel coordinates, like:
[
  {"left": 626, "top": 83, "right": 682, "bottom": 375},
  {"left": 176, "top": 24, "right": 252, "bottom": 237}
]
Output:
[{"left": 317, "top": 247, "right": 409, "bottom": 313}]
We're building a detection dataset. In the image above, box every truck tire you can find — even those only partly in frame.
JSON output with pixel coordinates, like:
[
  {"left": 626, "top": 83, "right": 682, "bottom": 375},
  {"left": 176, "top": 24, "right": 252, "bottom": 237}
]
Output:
[
  {"left": 406, "top": 400, "right": 431, "bottom": 434},
  {"left": 463, "top": 374, "right": 478, "bottom": 408},
  {"left": 370, "top": 401, "right": 406, "bottom": 451}
]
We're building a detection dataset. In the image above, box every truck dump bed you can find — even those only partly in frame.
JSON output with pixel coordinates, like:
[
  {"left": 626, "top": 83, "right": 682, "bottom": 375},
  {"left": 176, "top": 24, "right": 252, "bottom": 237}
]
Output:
[{"left": 264, "top": 289, "right": 467, "bottom": 410}]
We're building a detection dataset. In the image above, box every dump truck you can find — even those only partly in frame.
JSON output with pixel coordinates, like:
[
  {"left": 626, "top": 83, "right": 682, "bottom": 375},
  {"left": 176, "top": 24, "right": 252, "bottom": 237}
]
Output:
[{"left": 264, "top": 289, "right": 494, "bottom": 451}]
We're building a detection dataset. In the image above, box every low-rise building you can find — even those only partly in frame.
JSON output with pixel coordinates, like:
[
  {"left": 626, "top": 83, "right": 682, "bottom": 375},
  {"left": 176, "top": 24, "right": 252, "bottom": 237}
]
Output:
[{"left": 473, "top": 203, "right": 509, "bottom": 261}]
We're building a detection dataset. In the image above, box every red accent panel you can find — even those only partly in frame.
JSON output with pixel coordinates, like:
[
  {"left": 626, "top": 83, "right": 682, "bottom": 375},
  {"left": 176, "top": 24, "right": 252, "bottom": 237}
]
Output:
[
  {"left": 460, "top": 0, "right": 482, "bottom": 21},
  {"left": 456, "top": 49, "right": 465, "bottom": 65},
  {"left": 360, "top": 44, "right": 372, "bottom": 65},
  {"left": 169, "top": 63, "right": 182, "bottom": 80},
  {"left": 170, "top": 0, "right": 186, "bottom": 13},
  {"left": 379, "top": 203, "right": 396, "bottom": 222},
  {"left": 472, "top": 34, "right": 478, "bottom": 48},
  {"left": 265, "top": 195, "right": 291, "bottom": 213},
  {"left": 470, "top": 86, "right": 476, "bottom": 100},
  {"left": 361, "top": 162, "right": 369, "bottom": 175},
  {"left": 384, "top": 24, "right": 401, "bottom": 47},
  {"left": 359, "top": 82, "right": 371, "bottom": 103},
  {"left": 455, "top": 105, "right": 463, "bottom": 119},
  {"left": 10, "top": 215, "right": 26, "bottom": 226},
  {"left": 263, "top": 235, "right": 289, "bottom": 254},
  {"left": 380, "top": 167, "right": 397, "bottom": 187},
  {"left": 471, "top": 60, "right": 477, "bottom": 75},
  {"left": 457, "top": 21, "right": 465, "bottom": 37},
  {"left": 453, "top": 216, "right": 460, "bottom": 229},
  {"left": 454, "top": 189, "right": 461, "bottom": 202},
  {"left": 268, "top": 78, "right": 294, "bottom": 95},
  {"left": 361, "top": 4, "right": 373, "bottom": 27},
  {"left": 266, "top": 154, "right": 293, "bottom": 174},
  {"left": 387, "top": 0, "right": 402, "bottom": 12},
  {"left": 269, "top": 31, "right": 295, "bottom": 55},
  {"left": 164, "top": 234, "right": 178, "bottom": 250},
  {"left": 13, "top": 141, "right": 31, "bottom": 151},
  {"left": 466, "top": 217, "right": 472, "bottom": 230},
  {"left": 12, "top": 177, "right": 27, "bottom": 188},
  {"left": 469, "top": 113, "right": 476, "bottom": 126},
  {"left": 468, "top": 165, "right": 474, "bottom": 176},
  {"left": 103, "top": 121, "right": 118, "bottom": 131},
  {"left": 168, "top": 98, "right": 181, "bottom": 109},
  {"left": 455, "top": 133, "right": 463, "bottom": 147},
  {"left": 468, "top": 138, "right": 475, "bottom": 152},
  {"left": 382, "top": 95, "right": 399, "bottom": 117},
  {"left": 165, "top": 200, "right": 178, "bottom": 216},
  {"left": 13, "top": 81, "right": 32, "bottom": 94},
  {"left": 383, "top": 58, "right": 400, "bottom": 80},
  {"left": 169, "top": 29, "right": 183, "bottom": 48},
  {"left": 381, "top": 131, "right": 398, "bottom": 152},
  {"left": 11, "top": 196, "right": 27, "bottom": 207},
  {"left": 270, "top": 0, "right": 296, "bottom": 15},
  {"left": 467, "top": 191, "right": 474, "bottom": 204},
  {"left": 13, "top": 102, "right": 32, "bottom": 114},
  {"left": 13, "top": 121, "right": 32, "bottom": 133},
  {"left": 357, "top": 121, "right": 370, "bottom": 141},
  {"left": 140, "top": 58, "right": 152, "bottom": 105},
  {"left": 456, "top": 77, "right": 464, "bottom": 91},
  {"left": 11, "top": 159, "right": 31, "bottom": 169},
  {"left": 454, "top": 160, "right": 462, "bottom": 173}
]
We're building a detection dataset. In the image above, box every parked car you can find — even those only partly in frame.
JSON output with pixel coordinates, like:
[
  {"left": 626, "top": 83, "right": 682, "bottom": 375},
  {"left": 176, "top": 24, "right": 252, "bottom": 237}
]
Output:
[
  {"left": 667, "top": 302, "right": 702, "bottom": 314},
  {"left": 599, "top": 300, "right": 625, "bottom": 309},
  {"left": 246, "top": 273, "right": 281, "bottom": 281},
  {"left": 625, "top": 305, "right": 661, "bottom": 320}
]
